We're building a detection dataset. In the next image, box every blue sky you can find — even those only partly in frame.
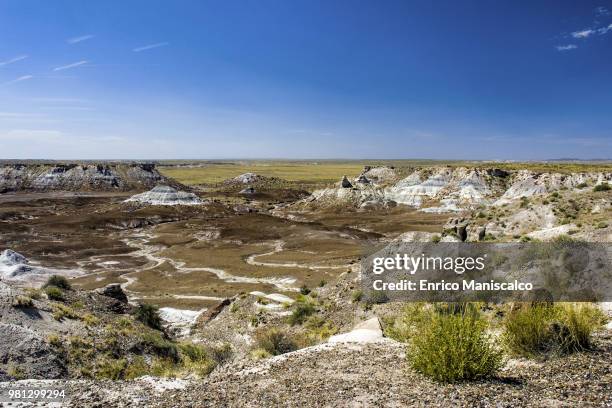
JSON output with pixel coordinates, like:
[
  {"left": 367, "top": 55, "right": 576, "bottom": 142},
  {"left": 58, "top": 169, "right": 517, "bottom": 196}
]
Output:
[{"left": 1, "top": 0, "right": 611, "bottom": 160}]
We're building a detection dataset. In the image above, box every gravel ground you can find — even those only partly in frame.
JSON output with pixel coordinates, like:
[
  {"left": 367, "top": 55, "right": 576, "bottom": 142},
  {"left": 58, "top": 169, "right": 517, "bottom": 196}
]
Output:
[{"left": 48, "top": 330, "right": 612, "bottom": 407}]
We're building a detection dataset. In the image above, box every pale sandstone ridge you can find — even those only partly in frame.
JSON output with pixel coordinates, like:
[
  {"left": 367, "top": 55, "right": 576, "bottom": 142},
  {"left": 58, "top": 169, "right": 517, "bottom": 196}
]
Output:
[
  {"left": 298, "top": 166, "right": 611, "bottom": 212},
  {"left": 124, "top": 185, "right": 203, "bottom": 206},
  {"left": 0, "top": 162, "right": 173, "bottom": 192}
]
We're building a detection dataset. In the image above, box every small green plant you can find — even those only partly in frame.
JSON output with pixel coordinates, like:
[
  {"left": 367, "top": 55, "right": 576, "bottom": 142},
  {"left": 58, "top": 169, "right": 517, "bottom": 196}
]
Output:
[
  {"left": 52, "top": 303, "right": 80, "bottom": 320},
  {"left": 318, "top": 279, "right": 327, "bottom": 287},
  {"left": 135, "top": 303, "right": 163, "bottom": 331},
  {"left": 430, "top": 235, "right": 441, "bottom": 243},
  {"left": 47, "top": 334, "right": 63, "bottom": 348},
  {"left": 503, "top": 303, "right": 606, "bottom": 357},
  {"left": 299, "top": 285, "right": 311, "bottom": 295},
  {"left": 576, "top": 182, "right": 588, "bottom": 188},
  {"left": 407, "top": 306, "right": 503, "bottom": 382},
  {"left": 351, "top": 289, "right": 363, "bottom": 303},
  {"left": 83, "top": 313, "right": 100, "bottom": 326},
  {"left": 593, "top": 183, "right": 610, "bottom": 192},
  {"left": 254, "top": 327, "right": 298, "bottom": 356},
  {"left": 139, "top": 332, "right": 180, "bottom": 362},
  {"left": 596, "top": 221, "right": 608, "bottom": 229},
  {"left": 12, "top": 295, "right": 34, "bottom": 308},
  {"left": 45, "top": 286, "right": 65, "bottom": 301},
  {"left": 95, "top": 358, "right": 127, "bottom": 380},
  {"left": 289, "top": 302, "right": 316, "bottom": 325},
  {"left": 250, "top": 348, "right": 272, "bottom": 360},
  {"left": 7, "top": 362, "right": 26, "bottom": 380},
  {"left": 44, "top": 275, "right": 72, "bottom": 290}
]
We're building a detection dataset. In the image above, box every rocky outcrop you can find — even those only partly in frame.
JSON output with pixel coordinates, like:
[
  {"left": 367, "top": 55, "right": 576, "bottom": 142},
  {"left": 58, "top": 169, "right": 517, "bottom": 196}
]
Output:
[
  {"left": 357, "top": 166, "right": 397, "bottom": 185},
  {"left": 341, "top": 176, "right": 353, "bottom": 188},
  {"left": 96, "top": 283, "right": 128, "bottom": 303},
  {"left": 227, "top": 173, "right": 261, "bottom": 184},
  {"left": 299, "top": 166, "right": 611, "bottom": 213},
  {"left": 0, "top": 249, "right": 79, "bottom": 286},
  {"left": 0, "top": 162, "right": 171, "bottom": 193},
  {"left": 124, "top": 185, "right": 203, "bottom": 206},
  {"left": 239, "top": 187, "right": 256, "bottom": 195}
]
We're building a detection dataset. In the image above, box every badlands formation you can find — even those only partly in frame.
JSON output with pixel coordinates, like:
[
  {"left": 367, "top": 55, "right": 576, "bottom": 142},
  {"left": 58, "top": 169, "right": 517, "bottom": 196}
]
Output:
[
  {"left": 0, "top": 162, "right": 611, "bottom": 407},
  {"left": 125, "top": 185, "right": 203, "bottom": 206}
]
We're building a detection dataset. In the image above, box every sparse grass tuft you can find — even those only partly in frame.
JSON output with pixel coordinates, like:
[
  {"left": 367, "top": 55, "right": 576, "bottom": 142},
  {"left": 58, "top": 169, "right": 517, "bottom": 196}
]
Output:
[
  {"left": 351, "top": 289, "right": 363, "bottom": 303},
  {"left": 45, "top": 286, "right": 65, "bottom": 301},
  {"left": 44, "top": 275, "right": 72, "bottom": 290},
  {"left": 12, "top": 295, "right": 34, "bottom": 308},
  {"left": 254, "top": 327, "right": 298, "bottom": 356},
  {"left": 593, "top": 183, "right": 610, "bottom": 192},
  {"left": 503, "top": 303, "right": 607, "bottom": 357}
]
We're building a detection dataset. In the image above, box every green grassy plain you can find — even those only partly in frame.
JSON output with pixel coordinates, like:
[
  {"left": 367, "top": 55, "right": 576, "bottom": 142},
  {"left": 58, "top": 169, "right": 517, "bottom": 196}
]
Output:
[{"left": 159, "top": 160, "right": 612, "bottom": 187}]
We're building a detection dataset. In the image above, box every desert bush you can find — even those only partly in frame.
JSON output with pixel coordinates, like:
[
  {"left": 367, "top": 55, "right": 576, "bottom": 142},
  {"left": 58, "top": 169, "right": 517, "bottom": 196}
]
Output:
[
  {"left": 178, "top": 342, "right": 217, "bottom": 376},
  {"left": 95, "top": 358, "right": 127, "bottom": 380},
  {"left": 44, "top": 275, "right": 72, "bottom": 290},
  {"left": 407, "top": 307, "right": 503, "bottom": 382},
  {"left": 124, "top": 356, "right": 149, "bottom": 380},
  {"left": 593, "top": 183, "right": 610, "bottom": 192},
  {"left": 596, "top": 221, "right": 608, "bottom": 229},
  {"left": 140, "top": 332, "right": 180, "bottom": 362},
  {"left": 45, "top": 286, "right": 65, "bottom": 301},
  {"left": 430, "top": 235, "right": 441, "bottom": 243},
  {"left": 289, "top": 301, "right": 316, "bottom": 325},
  {"left": 135, "top": 303, "right": 163, "bottom": 331},
  {"left": 250, "top": 348, "right": 272, "bottom": 360},
  {"left": 52, "top": 303, "right": 80, "bottom": 320},
  {"left": 12, "top": 295, "right": 34, "bottom": 308},
  {"left": 47, "top": 334, "right": 63, "bottom": 348},
  {"left": 503, "top": 303, "right": 606, "bottom": 357},
  {"left": 25, "top": 288, "right": 42, "bottom": 300},
  {"left": 299, "top": 285, "right": 311, "bottom": 295},
  {"left": 383, "top": 303, "right": 430, "bottom": 342},
  {"left": 351, "top": 289, "right": 363, "bottom": 303},
  {"left": 576, "top": 182, "right": 588, "bottom": 188},
  {"left": 304, "top": 315, "right": 338, "bottom": 342},
  {"left": 254, "top": 327, "right": 298, "bottom": 356}
]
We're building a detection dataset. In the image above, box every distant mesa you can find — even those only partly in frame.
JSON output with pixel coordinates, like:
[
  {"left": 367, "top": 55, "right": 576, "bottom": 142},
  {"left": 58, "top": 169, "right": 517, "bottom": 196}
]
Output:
[
  {"left": 223, "top": 172, "right": 282, "bottom": 186},
  {"left": 227, "top": 173, "right": 261, "bottom": 184},
  {"left": 0, "top": 162, "right": 176, "bottom": 193},
  {"left": 124, "top": 185, "right": 203, "bottom": 206}
]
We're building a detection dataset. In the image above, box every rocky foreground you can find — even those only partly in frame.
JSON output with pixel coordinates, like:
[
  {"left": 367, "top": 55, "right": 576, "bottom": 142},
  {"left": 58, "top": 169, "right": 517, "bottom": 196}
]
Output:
[{"left": 5, "top": 330, "right": 610, "bottom": 407}]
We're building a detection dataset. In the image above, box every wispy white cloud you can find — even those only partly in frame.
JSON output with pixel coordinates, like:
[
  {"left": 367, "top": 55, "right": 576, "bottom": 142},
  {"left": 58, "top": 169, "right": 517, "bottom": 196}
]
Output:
[
  {"left": 597, "top": 23, "right": 612, "bottom": 35},
  {"left": 67, "top": 34, "right": 94, "bottom": 44},
  {"left": 571, "top": 29, "right": 595, "bottom": 38},
  {"left": 53, "top": 60, "right": 88, "bottom": 71},
  {"left": 556, "top": 44, "right": 577, "bottom": 51},
  {"left": 2, "top": 75, "right": 33, "bottom": 85},
  {"left": 0, "top": 129, "right": 63, "bottom": 141},
  {"left": 133, "top": 42, "right": 169, "bottom": 52},
  {"left": 0, "top": 55, "right": 28, "bottom": 67},
  {"left": 595, "top": 6, "right": 610, "bottom": 17},
  {"left": 0, "top": 112, "right": 42, "bottom": 118}
]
